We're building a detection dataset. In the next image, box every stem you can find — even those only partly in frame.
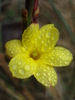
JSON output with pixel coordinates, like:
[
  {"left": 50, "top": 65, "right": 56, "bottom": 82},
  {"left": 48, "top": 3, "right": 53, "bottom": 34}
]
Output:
[
  {"left": 22, "top": 0, "right": 34, "bottom": 31},
  {"left": 22, "top": 0, "right": 39, "bottom": 31},
  {"left": 25, "top": 0, "right": 34, "bottom": 26}
]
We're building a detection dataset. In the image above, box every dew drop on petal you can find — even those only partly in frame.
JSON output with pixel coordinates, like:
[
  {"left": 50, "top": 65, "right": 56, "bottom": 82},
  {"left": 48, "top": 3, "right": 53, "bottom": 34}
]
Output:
[
  {"left": 48, "top": 77, "right": 52, "bottom": 81},
  {"left": 64, "top": 61, "right": 69, "bottom": 65},
  {"left": 38, "top": 35, "right": 42, "bottom": 39},
  {"left": 48, "top": 73, "right": 50, "bottom": 76},
  {"left": 52, "top": 74, "right": 54, "bottom": 77},
  {"left": 36, "top": 72, "right": 40, "bottom": 76},
  {"left": 42, "top": 47, "right": 47, "bottom": 52},
  {"left": 11, "top": 51, "right": 13, "bottom": 54},
  {"left": 13, "top": 72, "right": 17, "bottom": 76},
  {"left": 12, "top": 65, "right": 17, "bottom": 69},
  {"left": 18, "top": 62, "right": 22, "bottom": 65},
  {"left": 22, "top": 47, "right": 26, "bottom": 52},
  {"left": 19, "top": 69, "right": 25, "bottom": 75},
  {"left": 42, "top": 80, "right": 45, "bottom": 84},
  {"left": 46, "top": 32, "right": 51, "bottom": 38},
  {"left": 25, "top": 65, "right": 30, "bottom": 70},
  {"left": 45, "top": 84, "right": 48, "bottom": 87},
  {"left": 43, "top": 73, "right": 46, "bottom": 76},
  {"left": 45, "top": 42, "right": 49, "bottom": 47},
  {"left": 12, "top": 58, "right": 16, "bottom": 61}
]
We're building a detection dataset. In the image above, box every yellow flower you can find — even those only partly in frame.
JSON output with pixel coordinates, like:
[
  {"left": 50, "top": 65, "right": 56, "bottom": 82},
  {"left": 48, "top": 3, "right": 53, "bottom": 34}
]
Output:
[{"left": 5, "top": 23, "right": 73, "bottom": 87}]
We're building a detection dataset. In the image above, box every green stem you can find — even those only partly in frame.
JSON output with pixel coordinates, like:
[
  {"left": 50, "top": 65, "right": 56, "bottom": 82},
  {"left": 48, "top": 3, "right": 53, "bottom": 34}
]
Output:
[
  {"left": 22, "top": 0, "right": 34, "bottom": 31},
  {"left": 22, "top": 0, "right": 39, "bottom": 31},
  {"left": 25, "top": 0, "right": 34, "bottom": 26}
]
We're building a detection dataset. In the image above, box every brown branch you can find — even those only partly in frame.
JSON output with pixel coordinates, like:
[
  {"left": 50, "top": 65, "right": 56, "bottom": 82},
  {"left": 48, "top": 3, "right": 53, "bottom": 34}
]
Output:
[{"left": 32, "top": 0, "right": 39, "bottom": 23}]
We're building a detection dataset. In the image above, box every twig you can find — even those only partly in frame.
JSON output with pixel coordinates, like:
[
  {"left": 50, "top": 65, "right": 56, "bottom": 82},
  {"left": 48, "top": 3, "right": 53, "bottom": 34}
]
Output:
[
  {"left": 22, "top": 0, "right": 39, "bottom": 31},
  {"left": 22, "top": 0, "right": 34, "bottom": 31}
]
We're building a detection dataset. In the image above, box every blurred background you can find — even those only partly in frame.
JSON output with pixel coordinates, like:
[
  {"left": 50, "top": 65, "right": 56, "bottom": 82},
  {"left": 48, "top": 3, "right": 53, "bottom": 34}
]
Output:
[{"left": 0, "top": 0, "right": 75, "bottom": 100}]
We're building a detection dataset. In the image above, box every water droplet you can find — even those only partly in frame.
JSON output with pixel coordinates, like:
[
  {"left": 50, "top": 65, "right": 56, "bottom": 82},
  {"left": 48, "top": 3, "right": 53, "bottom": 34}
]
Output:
[
  {"left": 42, "top": 76, "right": 44, "bottom": 79},
  {"left": 49, "top": 47, "right": 52, "bottom": 50},
  {"left": 13, "top": 72, "right": 17, "bottom": 76},
  {"left": 47, "top": 67, "right": 50, "bottom": 70},
  {"left": 43, "top": 73, "right": 46, "bottom": 76},
  {"left": 52, "top": 37, "right": 54, "bottom": 40},
  {"left": 48, "top": 73, "right": 50, "bottom": 75},
  {"left": 12, "top": 65, "right": 17, "bottom": 69},
  {"left": 57, "top": 58, "right": 60, "bottom": 61},
  {"left": 38, "top": 35, "right": 42, "bottom": 39},
  {"left": 42, "top": 47, "right": 47, "bottom": 52},
  {"left": 45, "top": 42, "right": 49, "bottom": 46},
  {"left": 42, "top": 80, "right": 44, "bottom": 84},
  {"left": 12, "top": 58, "right": 16, "bottom": 61},
  {"left": 52, "top": 82, "right": 56, "bottom": 86},
  {"left": 51, "top": 56, "right": 54, "bottom": 60},
  {"left": 22, "top": 47, "right": 26, "bottom": 52},
  {"left": 55, "top": 76, "right": 57, "bottom": 79},
  {"left": 65, "top": 61, "right": 69, "bottom": 65},
  {"left": 43, "top": 69, "right": 46, "bottom": 72},
  {"left": 19, "top": 69, "right": 25, "bottom": 75},
  {"left": 36, "top": 72, "right": 40, "bottom": 76},
  {"left": 67, "top": 52, "right": 69, "bottom": 56},
  {"left": 11, "top": 51, "right": 13, "bottom": 54},
  {"left": 45, "top": 83, "right": 48, "bottom": 86},
  {"left": 46, "top": 32, "right": 51, "bottom": 38},
  {"left": 52, "top": 74, "right": 54, "bottom": 77},
  {"left": 25, "top": 65, "right": 30, "bottom": 70},
  {"left": 51, "top": 62, "right": 54, "bottom": 65},
  {"left": 48, "top": 77, "right": 52, "bottom": 81},
  {"left": 16, "top": 43, "right": 19, "bottom": 46},
  {"left": 18, "top": 62, "right": 22, "bottom": 65},
  {"left": 54, "top": 79, "right": 56, "bottom": 82}
]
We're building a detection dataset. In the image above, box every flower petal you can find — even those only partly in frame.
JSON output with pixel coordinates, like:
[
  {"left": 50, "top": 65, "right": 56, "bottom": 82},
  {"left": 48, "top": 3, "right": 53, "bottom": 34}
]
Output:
[
  {"left": 9, "top": 53, "right": 37, "bottom": 78},
  {"left": 41, "top": 47, "right": 73, "bottom": 67},
  {"left": 22, "top": 23, "right": 39, "bottom": 52},
  {"left": 5, "top": 40, "right": 23, "bottom": 57},
  {"left": 34, "top": 61, "right": 57, "bottom": 87},
  {"left": 37, "top": 24, "right": 59, "bottom": 52}
]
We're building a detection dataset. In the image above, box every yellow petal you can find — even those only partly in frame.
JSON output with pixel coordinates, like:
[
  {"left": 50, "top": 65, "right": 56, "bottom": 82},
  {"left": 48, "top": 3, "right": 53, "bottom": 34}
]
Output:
[
  {"left": 34, "top": 61, "right": 57, "bottom": 87},
  {"left": 22, "top": 23, "right": 39, "bottom": 52},
  {"left": 5, "top": 40, "right": 23, "bottom": 57},
  {"left": 41, "top": 47, "right": 73, "bottom": 67},
  {"left": 37, "top": 24, "right": 59, "bottom": 52},
  {"left": 9, "top": 53, "right": 37, "bottom": 78}
]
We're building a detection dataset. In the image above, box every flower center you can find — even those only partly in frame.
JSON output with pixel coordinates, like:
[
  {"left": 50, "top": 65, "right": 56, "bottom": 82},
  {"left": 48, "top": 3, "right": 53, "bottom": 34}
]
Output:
[{"left": 30, "top": 51, "right": 41, "bottom": 60}]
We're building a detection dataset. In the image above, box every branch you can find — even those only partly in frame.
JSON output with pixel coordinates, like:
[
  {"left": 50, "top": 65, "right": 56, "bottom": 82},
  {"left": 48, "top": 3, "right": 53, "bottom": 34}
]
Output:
[{"left": 22, "top": 0, "right": 39, "bottom": 31}]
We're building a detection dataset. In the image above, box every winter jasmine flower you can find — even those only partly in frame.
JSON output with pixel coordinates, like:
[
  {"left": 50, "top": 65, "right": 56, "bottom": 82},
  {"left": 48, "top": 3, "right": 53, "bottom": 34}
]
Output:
[{"left": 5, "top": 23, "right": 73, "bottom": 87}]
